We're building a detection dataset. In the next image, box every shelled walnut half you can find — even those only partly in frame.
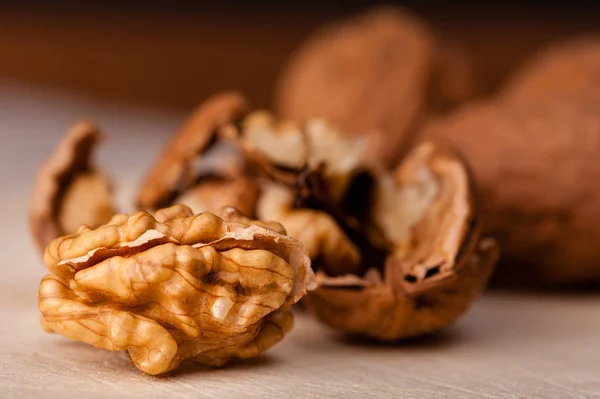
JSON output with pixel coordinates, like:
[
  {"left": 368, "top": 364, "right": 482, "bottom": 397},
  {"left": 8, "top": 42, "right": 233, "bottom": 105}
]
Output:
[
  {"left": 237, "top": 112, "right": 498, "bottom": 340},
  {"left": 39, "top": 204, "right": 314, "bottom": 375}
]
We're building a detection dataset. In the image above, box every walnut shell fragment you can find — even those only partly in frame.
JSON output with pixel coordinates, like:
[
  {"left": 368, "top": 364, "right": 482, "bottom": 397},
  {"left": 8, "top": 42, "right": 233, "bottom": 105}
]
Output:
[
  {"left": 304, "top": 142, "right": 498, "bottom": 340},
  {"left": 274, "top": 6, "right": 476, "bottom": 166},
  {"left": 137, "top": 92, "right": 249, "bottom": 211},
  {"left": 39, "top": 204, "right": 314, "bottom": 375},
  {"left": 29, "top": 121, "right": 115, "bottom": 254}
]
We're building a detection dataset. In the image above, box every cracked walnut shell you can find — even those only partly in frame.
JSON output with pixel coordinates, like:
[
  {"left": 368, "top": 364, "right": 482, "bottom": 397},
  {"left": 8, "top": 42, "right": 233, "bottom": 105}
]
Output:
[
  {"left": 137, "top": 92, "right": 249, "bottom": 211},
  {"left": 39, "top": 204, "right": 314, "bottom": 375},
  {"left": 234, "top": 111, "right": 496, "bottom": 339},
  {"left": 422, "top": 96, "right": 600, "bottom": 287},
  {"left": 304, "top": 142, "right": 498, "bottom": 340}
]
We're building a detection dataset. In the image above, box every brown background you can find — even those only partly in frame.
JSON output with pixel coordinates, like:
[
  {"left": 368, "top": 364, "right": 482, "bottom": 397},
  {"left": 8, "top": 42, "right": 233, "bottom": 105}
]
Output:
[{"left": 1, "top": 2, "right": 599, "bottom": 111}]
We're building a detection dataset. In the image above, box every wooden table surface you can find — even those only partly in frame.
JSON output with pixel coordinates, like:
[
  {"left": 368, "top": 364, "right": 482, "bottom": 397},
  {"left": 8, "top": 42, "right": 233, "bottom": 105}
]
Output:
[{"left": 1, "top": 83, "right": 599, "bottom": 399}]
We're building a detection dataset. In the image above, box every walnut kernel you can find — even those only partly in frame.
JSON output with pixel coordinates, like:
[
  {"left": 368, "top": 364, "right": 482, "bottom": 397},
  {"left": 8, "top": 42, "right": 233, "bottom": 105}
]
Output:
[{"left": 39, "top": 204, "right": 314, "bottom": 375}]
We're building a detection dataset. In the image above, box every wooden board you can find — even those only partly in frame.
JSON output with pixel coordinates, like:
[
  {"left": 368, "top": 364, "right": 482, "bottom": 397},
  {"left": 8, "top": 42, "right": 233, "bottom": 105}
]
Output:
[{"left": 1, "top": 84, "right": 599, "bottom": 398}]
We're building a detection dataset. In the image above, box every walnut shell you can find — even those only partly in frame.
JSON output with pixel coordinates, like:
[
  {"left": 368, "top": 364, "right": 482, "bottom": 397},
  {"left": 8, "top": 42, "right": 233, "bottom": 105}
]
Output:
[
  {"left": 29, "top": 121, "right": 115, "bottom": 254},
  {"left": 274, "top": 6, "right": 476, "bottom": 166},
  {"left": 175, "top": 176, "right": 259, "bottom": 217},
  {"left": 502, "top": 36, "right": 600, "bottom": 103},
  {"left": 238, "top": 111, "right": 495, "bottom": 338},
  {"left": 39, "top": 204, "right": 314, "bottom": 375},
  {"left": 241, "top": 111, "right": 367, "bottom": 200},
  {"left": 304, "top": 142, "right": 497, "bottom": 340},
  {"left": 137, "top": 92, "right": 249, "bottom": 210},
  {"left": 422, "top": 96, "right": 600, "bottom": 287}
]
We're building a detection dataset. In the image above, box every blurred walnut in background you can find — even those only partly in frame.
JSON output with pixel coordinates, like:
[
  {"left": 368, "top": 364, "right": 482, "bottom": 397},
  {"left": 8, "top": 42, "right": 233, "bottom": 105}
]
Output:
[
  {"left": 422, "top": 37, "right": 600, "bottom": 287},
  {"left": 275, "top": 7, "right": 600, "bottom": 288},
  {"left": 274, "top": 6, "right": 477, "bottom": 167},
  {"left": 39, "top": 204, "right": 313, "bottom": 375}
]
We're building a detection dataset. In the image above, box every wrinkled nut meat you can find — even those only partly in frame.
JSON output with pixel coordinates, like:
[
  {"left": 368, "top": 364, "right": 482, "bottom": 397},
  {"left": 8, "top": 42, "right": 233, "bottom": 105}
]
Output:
[
  {"left": 39, "top": 204, "right": 314, "bottom": 375},
  {"left": 274, "top": 6, "right": 476, "bottom": 167},
  {"left": 29, "top": 121, "right": 115, "bottom": 254}
]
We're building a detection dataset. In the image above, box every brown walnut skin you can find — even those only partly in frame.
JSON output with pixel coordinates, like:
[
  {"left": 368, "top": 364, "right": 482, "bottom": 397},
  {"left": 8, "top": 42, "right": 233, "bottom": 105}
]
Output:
[
  {"left": 274, "top": 6, "right": 476, "bottom": 167},
  {"left": 304, "top": 142, "right": 497, "bottom": 340},
  {"left": 422, "top": 96, "right": 600, "bottom": 287},
  {"left": 29, "top": 121, "right": 115, "bottom": 255},
  {"left": 137, "top": 91, "right": 249, "bottom": 210},
  {"left": 39, "top": 204, "right": 314, "bottom": 376}
]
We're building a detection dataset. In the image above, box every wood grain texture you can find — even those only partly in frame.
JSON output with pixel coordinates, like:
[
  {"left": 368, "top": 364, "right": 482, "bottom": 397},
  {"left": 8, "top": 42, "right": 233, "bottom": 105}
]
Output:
[{"left": 1, "top": 84, "right": 599, "bottom": 398}]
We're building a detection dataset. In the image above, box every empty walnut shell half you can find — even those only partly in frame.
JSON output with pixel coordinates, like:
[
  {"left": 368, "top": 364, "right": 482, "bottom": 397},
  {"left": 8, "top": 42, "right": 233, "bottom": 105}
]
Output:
[
  {"left": 274, "top": 6, "right": 476, "bottom": 167},
  {"left": 137, "top": 91, "right": 250, "bottom": 212},
  {"left": 39, "top": 204, "right": 314, "bottom": 375},
  {"left": 29, "top": 121, "right": 115, "bottom": 255},
  {"left": 304, "top": 142, "right": 498, "bottom": 340}
]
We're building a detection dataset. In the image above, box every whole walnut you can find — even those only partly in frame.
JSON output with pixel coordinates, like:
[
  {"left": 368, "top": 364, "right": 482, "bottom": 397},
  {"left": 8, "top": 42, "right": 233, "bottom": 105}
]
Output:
[
  {"left": 502, "top": 36, "right": 600, "bottom": 103},
  {"left": 39, "top": 204, "right": 314, "bottom": 375},
  {"left": 274, "top": 6, "right": 476, "bottom": 167},
  {"left": 422, "top": 38, "right": 600, "bottom": 288}
]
